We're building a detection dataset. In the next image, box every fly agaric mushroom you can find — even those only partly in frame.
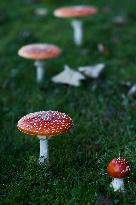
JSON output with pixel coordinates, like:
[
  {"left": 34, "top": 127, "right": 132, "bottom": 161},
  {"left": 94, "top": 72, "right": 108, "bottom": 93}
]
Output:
[
  {"left": 54, "top": 6, "right": 98, "bottom": 46},
  {"left": 17, "top": 111, "right": 73, "bottom": 164},
  {"left": 107, "top": 157, "right": 130, "bottom": 192},
  {"left": 18, "top": 43, "right": 61, "bottom": 83}
]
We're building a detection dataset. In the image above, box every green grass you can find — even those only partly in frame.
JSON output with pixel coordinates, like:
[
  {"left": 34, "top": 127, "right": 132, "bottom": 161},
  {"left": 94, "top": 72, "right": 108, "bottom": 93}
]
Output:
[{"left": 0, "top": 0, "right": 136, "bottom": 204}]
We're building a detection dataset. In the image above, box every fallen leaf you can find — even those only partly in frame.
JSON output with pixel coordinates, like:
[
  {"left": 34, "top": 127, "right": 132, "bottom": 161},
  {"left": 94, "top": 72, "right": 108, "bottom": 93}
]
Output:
[
  {"left": 78, "top": 63, "right": 105, "bottom": 78},
  {"left": 120, "top": 80, "right": 132, "bottom": 88},
  {"left": 34, "top": 8, "right": 48, "bottom": 16},
  {"left": 112, "top": 16, "right": 128, "bottom": 26},
  {"left": 51, "top": 65, "right": 85, "bottom": 87},
  {"left": 97, "top": 43, "right": 110, "bottom": 56},
  {"left": 128, "top": 84, "right": 136, "bottom": 96},
  {"left": 17, "top": 30, "right": 38, "bottom": 44}
]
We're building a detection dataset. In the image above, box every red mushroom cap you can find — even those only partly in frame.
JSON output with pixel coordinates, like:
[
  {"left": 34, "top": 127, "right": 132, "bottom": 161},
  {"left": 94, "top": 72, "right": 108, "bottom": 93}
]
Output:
[
  {"left": 18, "top": 43, "right": 61, "bottom": 60},
  {"left": 54, "top": 6, "right": 98, "bottom": 18},
  {"left": 17, "top": 111, "right": 73, "bottom": 137},
  {"left": 107, "top": 157, "right": 130, "bottom": 179}
]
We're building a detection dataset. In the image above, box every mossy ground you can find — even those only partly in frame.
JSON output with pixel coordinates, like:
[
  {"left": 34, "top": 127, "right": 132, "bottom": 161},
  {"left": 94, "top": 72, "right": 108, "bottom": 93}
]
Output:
[{"left": 0, "top": 0, "right": 136, "bottom": 204}]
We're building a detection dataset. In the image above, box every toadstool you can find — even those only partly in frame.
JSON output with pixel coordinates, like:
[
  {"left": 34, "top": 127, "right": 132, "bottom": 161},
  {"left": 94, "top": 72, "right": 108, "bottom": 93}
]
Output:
[
  {"left": 17, "top": 111, "right": 73, "bottom": 164},
  {"left": 54, "top": 6, "right": 98, "bottom": 46},
  {"left": 18, "top": 43, "right": 61, "bottom": 83},
  {"left": 107, "top": 157, "right": 130, "bottom": 191}
]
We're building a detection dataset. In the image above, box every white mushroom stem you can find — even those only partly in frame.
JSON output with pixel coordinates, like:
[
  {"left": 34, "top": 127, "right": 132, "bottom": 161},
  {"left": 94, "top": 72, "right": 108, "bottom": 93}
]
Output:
[
  {"left": 38, "top": 136, "right": 48, "bottom": 164},
  {"left": 71, "top": 19, "right": 83, "bottom": 46},
  {"left": 110, "top": 178, "right": 124, "bottom": 192},
  {"left": 34, "top": 60, "right": 45, "bottom": 83}
]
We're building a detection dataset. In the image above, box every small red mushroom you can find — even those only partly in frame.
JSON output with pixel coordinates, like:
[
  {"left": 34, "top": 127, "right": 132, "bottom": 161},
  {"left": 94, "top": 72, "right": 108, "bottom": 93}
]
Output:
[
  {"left": 54, "top": 6, "right": 98, "bottom": 46},
  {"left": 17, "top": 111, "right": 73, "bottom": 164},
  {"left": 18, "top": 43, "right": 61, "bottom": 83},
  {"left": 107, "top": 157, "right": 130, "bottom": 191}
]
